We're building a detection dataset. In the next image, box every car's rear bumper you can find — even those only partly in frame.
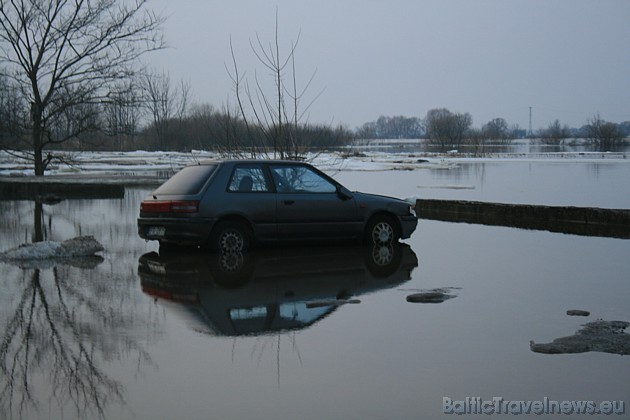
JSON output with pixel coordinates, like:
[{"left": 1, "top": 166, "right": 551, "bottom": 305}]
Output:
[
  {"left": 138, "top": 217, "right": 215, "bottom": 245},
  {"left": 400, "top": 215, "right": 418, "bottom": 239}
]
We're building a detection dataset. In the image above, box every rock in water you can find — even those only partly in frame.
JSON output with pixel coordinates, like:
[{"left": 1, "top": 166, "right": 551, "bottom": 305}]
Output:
[
  {"left": 0, "top": 235, "right": 104, "bottom": 260},
  {"left": 566, "top": 309, "right": 590, "bottom": 317},
  {"left": 57, "top": 236, "right": 104, "bottom": 257},
  {"left": 407, "top": 291, "right": 454, "bottom": 303},
  {"left": 407, "top": 291, "right": 449, "bottom": 303},
  {"left": 406, "top": 287, "right": 461, "bottom": 303}
]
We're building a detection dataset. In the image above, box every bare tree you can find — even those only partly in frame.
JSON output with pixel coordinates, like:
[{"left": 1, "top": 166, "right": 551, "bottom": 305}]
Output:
[
  {"left": 0, "top": 0, "right": 164, "bottom": 175},
  {"left": 583, "top": 114, "right": 626, "bottom": 151},
  {"left": 0, "top": 72, "right": 26, "bottom": 149},
  {"left": 424, "top": 108, "right": 472, "bottom": 151},
  {"left": 227, "top": 10, "right": 323, "bottom": 159},
  {"left": 356, "top": 115, "right": 423, "bottom": 139},
  {"left": 481, "top": 117, "right": 512, "bottom": 144},
  {"left": 141, "top": 71, "right": 191, "bottom": 150},
  {"left": 539, "top": 119, "right": 571, "bottom": 145},
  {"left": 103, "top": 80, "right": 143, "bottom": 151},
  {"left": 465, "top": 128, "right": 485, "bottom": 156}
]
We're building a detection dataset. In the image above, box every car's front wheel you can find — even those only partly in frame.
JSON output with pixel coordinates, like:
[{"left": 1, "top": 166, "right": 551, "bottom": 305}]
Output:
[
  {"left": 366, "top": 214, "right": 400, "bottom": 245},
  {"left": 209, "top": 220, "right": 251, "bottom": 253}
]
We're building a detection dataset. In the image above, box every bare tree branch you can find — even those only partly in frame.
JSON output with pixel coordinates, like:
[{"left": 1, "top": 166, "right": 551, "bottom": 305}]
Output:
[{"left": 0, "top": 0, "right": 165, "bottom": 174}]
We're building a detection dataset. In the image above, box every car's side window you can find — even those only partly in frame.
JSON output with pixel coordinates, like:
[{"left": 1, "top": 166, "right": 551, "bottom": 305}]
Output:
[
  {"left": 270, "top": 165, "right": 336, "bottom": 193},
  {"left": 228, "top": 166, "right": 270, "bottom": 192}
]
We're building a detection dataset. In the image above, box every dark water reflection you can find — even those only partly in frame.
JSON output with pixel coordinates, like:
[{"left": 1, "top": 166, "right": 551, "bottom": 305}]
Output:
[
  {"left": 0, "top": 190, "right": 161, "bottom": 420},
  {"left": 139, "top": 243, "right": 417, "bottom": 337},
  {"left": 1, "top": 163, "right": 629, "bottom": 419},
  {"left": 1, "top": 189, "right": 421, "bottom": 419},
  {"left": 0, "top": 253, "right": 161, "bottom": 419}
]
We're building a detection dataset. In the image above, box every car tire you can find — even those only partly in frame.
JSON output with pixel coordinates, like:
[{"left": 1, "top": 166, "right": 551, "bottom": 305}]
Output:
[
  {"left": 364, "top": 242, "right": 403, "bottom": 277},
  {"left": 210, "top": 220, "right": 251, "bottom": 253},
  {"left": 158, "top": 241, "right": 175, "bottom": 253},
  {"left": 209, "top": 251, "right": 255, "bottom": 289},
  {"left": 366, "top": 214, "right": 400, "bottom": 245}
]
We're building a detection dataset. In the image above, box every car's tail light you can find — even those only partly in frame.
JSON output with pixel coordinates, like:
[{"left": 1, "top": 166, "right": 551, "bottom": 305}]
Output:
[
  {"left": 142, "top": 286, "right": 200, "bottom": 303},
  {"left": 140, "top": 201, "right": 171, "bottom": 213},
  {"left": 140, "top": 200, "right": 199, "bottom": 213}
]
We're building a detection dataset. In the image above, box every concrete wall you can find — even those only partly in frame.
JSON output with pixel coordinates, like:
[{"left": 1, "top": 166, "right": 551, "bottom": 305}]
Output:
[
  {"left": 0, "top": 179, "right": 124, "bottom": 201},
  {"left": 415, "top": 199, "right": 630, "bottom": 239}
]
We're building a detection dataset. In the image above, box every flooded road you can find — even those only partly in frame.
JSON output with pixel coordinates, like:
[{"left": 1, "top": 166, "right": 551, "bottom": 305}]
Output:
[{"left": 1, "top": 161, "right": 629, "bottom": 419}]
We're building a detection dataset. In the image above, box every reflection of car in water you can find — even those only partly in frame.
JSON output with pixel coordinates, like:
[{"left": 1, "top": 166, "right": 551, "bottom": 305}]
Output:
[{"left": 138, "top": 243, "right": 418, "bottom": 336}]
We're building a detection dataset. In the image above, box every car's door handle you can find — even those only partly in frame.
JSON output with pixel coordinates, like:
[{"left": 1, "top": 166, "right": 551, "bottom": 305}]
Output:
[{"left": 283, "top": 200, "right": 295, "bottom": 205}]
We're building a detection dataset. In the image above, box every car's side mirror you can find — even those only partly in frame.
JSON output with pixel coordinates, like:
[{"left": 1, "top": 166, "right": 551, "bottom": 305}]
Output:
[{"left": 336, "top": 185, "right": 353, "bottom": 200}]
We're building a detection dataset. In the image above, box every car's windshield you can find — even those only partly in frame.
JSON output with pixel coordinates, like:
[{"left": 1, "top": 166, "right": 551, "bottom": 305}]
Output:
[{"left": 153, "top": 164, "right": 217, "bottom": 195}]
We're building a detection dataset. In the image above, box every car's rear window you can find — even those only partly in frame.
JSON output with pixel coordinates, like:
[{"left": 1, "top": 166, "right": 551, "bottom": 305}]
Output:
[{"left": 153, "top": 164, "right": 217, "bottom": 195}]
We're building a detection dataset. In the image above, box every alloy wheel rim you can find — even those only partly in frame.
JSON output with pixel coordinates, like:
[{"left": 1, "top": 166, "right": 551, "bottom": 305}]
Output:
[
  {"left": 373, "top": 222, "right": 393, "bottom": 243},
  {"left": 220, "top": 251, "right": 244, "bottom": 271},
  {"left": 220, "top": 230, "right": 243, "bottom": 252},
  {"left": 372, "top": 244, "right": 394, "bottom": 266}
]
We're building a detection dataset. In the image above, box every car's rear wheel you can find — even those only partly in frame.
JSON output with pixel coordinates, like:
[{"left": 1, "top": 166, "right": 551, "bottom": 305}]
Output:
[
  {"left": 366, "top": 214, "right": 400, "bottom": 245},
  {"left": 209, "top": 251, "right": 255, "bottom": 289},
  {"left": 210, "top": 220, "right": 251, "bottom": 253}
]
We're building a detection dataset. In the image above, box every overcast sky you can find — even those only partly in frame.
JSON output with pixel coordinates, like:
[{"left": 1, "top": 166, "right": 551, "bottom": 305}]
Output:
[{"left": 148, "top": 0, "right": 630, "bottom": 131}]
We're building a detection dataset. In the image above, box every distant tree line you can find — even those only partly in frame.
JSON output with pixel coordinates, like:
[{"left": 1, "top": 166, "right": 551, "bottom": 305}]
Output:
[
  {"left": 358, "top": 108, "right": 629, "bottom": 152},
  {"left": 538, "top": 116, "right": 629, "bottom": 150},
  {"left": 355, "top": 115, "right": 423, "bottom": 139},
  {"left": 0, "top": 70, "right": 353, "bottom": 156},
  {"left": 0, "top": 3, "right": 352, "bottom": 175},
  {"left": 3, "top": 64, "right": 627, "bottom": 159}
]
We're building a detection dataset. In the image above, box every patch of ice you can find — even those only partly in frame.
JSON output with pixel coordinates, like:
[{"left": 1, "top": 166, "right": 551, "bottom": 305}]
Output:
[
  {"left": 0, "top": 235, "right": 104, "bottom": 260},
  {"left": 2, "top": 149, "right": 628, "bottom": 178},
  {"left": 530, "top": 320, "right": 630, "bottom": 355}
]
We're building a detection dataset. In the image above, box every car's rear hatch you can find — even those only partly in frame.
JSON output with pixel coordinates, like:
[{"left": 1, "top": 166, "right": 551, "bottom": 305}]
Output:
[{"left": 140, "top": 163, "right": 218, "bottom": 217}]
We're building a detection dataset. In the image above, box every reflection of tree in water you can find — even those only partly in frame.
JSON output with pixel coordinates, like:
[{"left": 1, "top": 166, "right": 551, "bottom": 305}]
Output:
[
  {"left": 242, "top": 332, "right": 304, "bottom": 389},
  {"left": 0, "top": 202, "right": 163, "bottom": 419}
]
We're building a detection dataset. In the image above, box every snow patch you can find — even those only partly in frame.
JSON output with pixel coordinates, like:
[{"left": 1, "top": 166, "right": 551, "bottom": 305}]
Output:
[{"left": 0, "top": 236, "right": 104, "bottom": 260}]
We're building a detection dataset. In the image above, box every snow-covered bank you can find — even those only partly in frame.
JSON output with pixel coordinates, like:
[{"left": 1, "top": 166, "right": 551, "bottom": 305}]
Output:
[{"left": 0, "top": 149, "right": 628, "bottom": 177}]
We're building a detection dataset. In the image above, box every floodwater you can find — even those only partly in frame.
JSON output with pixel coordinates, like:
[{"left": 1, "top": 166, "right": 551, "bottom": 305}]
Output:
[{"left": 1, "top": 161, "right": 629, "bottom": 419}]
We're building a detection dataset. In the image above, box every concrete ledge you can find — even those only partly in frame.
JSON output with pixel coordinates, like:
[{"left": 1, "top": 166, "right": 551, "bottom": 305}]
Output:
[
  {"left": 415, "top": 199, "right": 630, "bottom": 239},
  {"left": 0, "top": 177, "right": 124, "bottom": 200}
]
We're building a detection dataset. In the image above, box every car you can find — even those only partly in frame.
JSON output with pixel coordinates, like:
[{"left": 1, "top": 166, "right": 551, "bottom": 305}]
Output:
[{"left": 137, "top": 159, "right": 417, "bottom": 251}]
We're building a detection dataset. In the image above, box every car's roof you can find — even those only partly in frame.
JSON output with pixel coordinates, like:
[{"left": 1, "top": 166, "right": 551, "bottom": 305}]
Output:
[{"left": 194, "top": 159, "right": 310, "bottom": 166}]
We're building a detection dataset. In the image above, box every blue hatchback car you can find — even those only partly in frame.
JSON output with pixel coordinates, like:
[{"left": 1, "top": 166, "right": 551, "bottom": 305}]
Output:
[{"left": 138, "top": 160, "right": 417, "bottom": 251}]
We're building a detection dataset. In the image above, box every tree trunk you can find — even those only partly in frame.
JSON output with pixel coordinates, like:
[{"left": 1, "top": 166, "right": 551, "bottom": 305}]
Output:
[
  {"left": 33, "top": 201, "right": 44, "bottom": 242},
  {"left": 31, "top": 102, "right": 45, "bottom": 176}
]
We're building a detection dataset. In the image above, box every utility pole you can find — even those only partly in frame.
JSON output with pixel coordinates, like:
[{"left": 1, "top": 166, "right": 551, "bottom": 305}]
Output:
[{"left": 528, "top": 106, "right": 533, "bottom": 137}]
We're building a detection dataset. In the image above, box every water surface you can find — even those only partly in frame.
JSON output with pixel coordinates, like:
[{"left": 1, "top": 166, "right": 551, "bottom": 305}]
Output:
[{"left": 1, "top": 161, "right": 629, "bottom": 419}]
